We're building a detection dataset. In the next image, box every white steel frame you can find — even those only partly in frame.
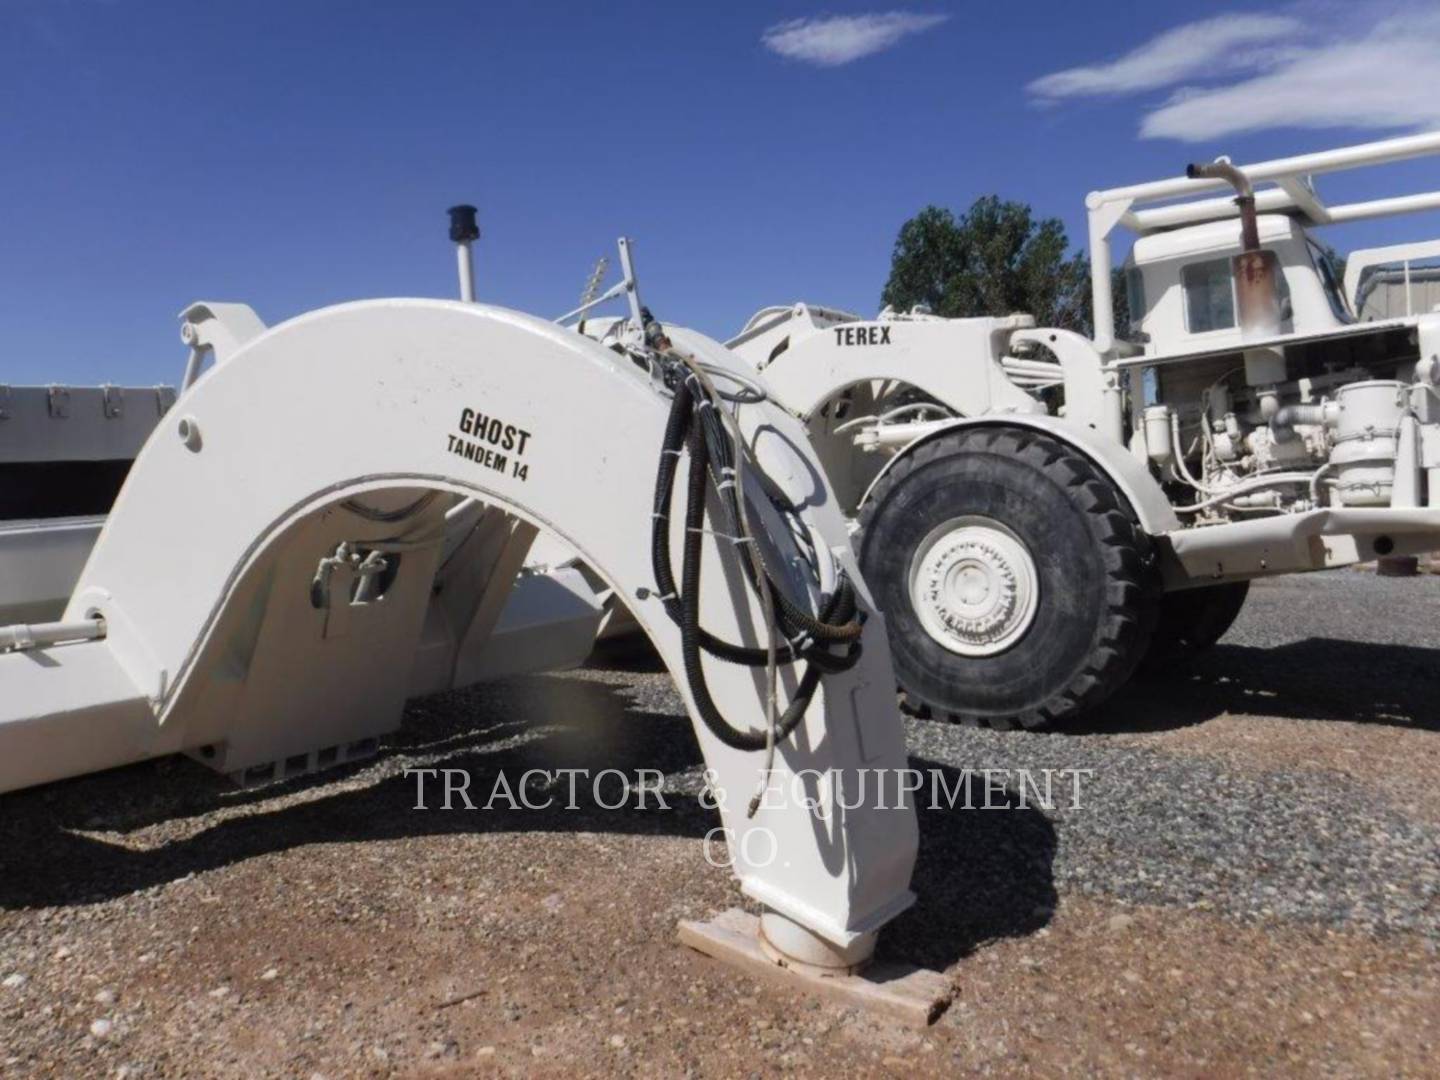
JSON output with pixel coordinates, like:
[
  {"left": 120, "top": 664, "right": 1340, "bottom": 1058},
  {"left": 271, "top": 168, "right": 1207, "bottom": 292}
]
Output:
[{"left": 1086, "top": 131, "right": 1440, "bottom": 352}]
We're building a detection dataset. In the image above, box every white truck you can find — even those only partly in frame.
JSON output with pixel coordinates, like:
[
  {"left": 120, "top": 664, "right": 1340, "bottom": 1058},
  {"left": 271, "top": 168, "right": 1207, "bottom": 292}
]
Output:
[{"left": 727, "top": 132, "right": 1440, "bottom": 730}]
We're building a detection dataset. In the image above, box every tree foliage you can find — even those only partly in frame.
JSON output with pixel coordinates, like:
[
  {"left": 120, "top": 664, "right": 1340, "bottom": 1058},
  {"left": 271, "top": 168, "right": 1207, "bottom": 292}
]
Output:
[{"left": 880, "top": 196, "right": 1097, "bottom": 333}]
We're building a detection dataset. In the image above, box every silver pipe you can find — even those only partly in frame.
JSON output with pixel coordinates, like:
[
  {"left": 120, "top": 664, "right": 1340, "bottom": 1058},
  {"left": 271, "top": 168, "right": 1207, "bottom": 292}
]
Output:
[
  {"left": 1174, "top": 473, "right": 1317, "bottom": 515},
  {"left": 456, "top": 243, "right": 475, "bottom": 303},
  {"left": 1186, "top": 161, "right": 1258, "bottom": 250},
  {"left": 0, "top": 617, "right": 106, "bottom": 653},
  {"left": 1001, "top": 358, "right": 1065, "bottom": 376},
  {"left": 1271, "top": 402, "right": 1330, "bottom": 442}
]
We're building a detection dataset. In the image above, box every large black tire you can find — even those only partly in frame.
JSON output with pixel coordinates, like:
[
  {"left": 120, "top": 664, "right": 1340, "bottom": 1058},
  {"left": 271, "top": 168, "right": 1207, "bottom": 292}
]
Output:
[
  {"left": 857, "top": 427, "right": 1160, "bottom": 730},
  {"left": 1142, "top": 581, "right": 1249, "bottom": 671}
]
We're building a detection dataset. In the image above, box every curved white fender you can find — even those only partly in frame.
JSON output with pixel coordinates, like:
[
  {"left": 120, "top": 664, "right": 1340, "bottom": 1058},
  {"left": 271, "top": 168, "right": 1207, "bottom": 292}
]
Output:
[{"left": 60, "top": 298, "right": 917, "bottom": 954}]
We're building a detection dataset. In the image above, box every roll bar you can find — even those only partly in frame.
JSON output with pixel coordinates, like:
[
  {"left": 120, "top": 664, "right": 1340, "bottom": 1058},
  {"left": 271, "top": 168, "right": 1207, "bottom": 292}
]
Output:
[{"left": 1086, "top": 131, "right": 1440, "bottom": 352}]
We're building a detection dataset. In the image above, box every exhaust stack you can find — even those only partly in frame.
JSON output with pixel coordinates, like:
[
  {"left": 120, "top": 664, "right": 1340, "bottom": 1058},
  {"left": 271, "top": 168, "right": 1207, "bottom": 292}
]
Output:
[
  {"left": 1187, "top": 160, "right": 1281, "bottom": 338},
  {"left": 448, "top": 204, "right": 480, "bottom": 303}
]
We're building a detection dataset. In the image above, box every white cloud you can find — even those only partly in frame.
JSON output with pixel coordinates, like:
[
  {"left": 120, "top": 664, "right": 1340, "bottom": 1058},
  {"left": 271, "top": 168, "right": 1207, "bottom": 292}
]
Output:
[
  {"left": 1141, "top": 12, "right": 1440, "bottom": 140},
  {"left": 762, "top": 11, "right": 949, "bottom": 67},
  {"left": 1028, "top": 13, "right": 1303, "bottom": 99},
  {"left": 1029, "top": 5, "right": 1440, "bottom": 142}
]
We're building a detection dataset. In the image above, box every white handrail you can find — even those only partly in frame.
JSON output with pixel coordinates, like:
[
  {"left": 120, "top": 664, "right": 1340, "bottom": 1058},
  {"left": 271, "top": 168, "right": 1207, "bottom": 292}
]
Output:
[
  {"left": 1086, "top": 130, "right": 1440, "bottom": 352},
  {"left": 1091, "top": 130, "right": 1440, "bottom": 211}
]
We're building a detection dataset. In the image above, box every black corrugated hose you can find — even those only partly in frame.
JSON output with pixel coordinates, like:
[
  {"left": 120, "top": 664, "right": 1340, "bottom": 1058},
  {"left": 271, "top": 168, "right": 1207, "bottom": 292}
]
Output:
[{"left": 650, "top": 361, "right": 864, "bottom": 752}]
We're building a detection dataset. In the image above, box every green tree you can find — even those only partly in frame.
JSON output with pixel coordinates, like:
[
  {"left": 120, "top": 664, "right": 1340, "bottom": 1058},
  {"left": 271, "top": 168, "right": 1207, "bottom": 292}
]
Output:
[{"left": 881, "top": 196, "right": 1098, "bottom": 333}]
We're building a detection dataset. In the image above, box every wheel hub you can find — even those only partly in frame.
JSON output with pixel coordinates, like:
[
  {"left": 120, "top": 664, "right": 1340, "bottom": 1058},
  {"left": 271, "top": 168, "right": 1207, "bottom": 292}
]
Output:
[{"left": 908, "top": 517, "right": 1039, "bottom": 657}]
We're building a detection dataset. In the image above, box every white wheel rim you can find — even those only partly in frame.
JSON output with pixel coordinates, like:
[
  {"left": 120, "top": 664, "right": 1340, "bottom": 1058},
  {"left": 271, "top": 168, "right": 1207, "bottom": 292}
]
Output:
[{"left": 907, "top": 515, "right": 1040, "bottom": 657}]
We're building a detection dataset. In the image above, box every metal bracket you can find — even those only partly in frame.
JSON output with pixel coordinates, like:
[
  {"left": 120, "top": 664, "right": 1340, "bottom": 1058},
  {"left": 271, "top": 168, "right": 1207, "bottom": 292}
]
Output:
[
  {"left": 155, "top": 386, "right": 177, "bottom": 416},
  {"left": 0, "top": 386, "right": 10, "bottom": 420},
  {"left": 312, "top": 544, "right": 388, "bottom": 604},
  {"left": 311, "top": 542, "right": 393, "bottom": 641},
  {"left": 177, "top": 302, "right": 268, "bottom": 391},
  {"left": 102, "top": 385, "right": 124, "bottom": 419},
  {"left": 47, "top": 386, "right": 70, "bottom": 419},
  {"left": 616, "top": 236, "right": 645, "bottom": 335},
  {"left": 552, "top": 239, "right": 644, "bottom": 331}
]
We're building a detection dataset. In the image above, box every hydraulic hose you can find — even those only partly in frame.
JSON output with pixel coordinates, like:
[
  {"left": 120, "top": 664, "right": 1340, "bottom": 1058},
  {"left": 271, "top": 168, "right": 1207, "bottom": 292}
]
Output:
[{"left": 650, "top": 358, "right": 863, "bottom": 752}]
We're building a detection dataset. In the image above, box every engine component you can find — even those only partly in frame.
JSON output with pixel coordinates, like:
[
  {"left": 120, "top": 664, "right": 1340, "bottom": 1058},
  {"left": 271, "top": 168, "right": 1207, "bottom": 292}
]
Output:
[
  {"left": 1329, "top": 380, "right": 1407, "bottom": 506},
  {"left": 1143, "top": 405, "right": 1174, "bottom": 466},
  {"left": 1245, "top": 425, "right": 1314, "bottom": 471}
]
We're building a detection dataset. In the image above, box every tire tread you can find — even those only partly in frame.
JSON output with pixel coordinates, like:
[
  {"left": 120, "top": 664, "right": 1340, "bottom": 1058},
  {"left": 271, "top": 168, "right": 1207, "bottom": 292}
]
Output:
[{"left": 859, "top": 426, "right": 1160, "bottom": 731}]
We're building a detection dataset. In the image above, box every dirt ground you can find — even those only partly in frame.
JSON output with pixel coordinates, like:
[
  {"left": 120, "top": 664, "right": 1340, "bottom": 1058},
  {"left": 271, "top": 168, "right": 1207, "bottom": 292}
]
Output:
[
  {"left": 1, "top": 573, "right": 1437, "bottom": 1077},
  {"left": 3, "top": 837, "right": 1435, "bottom": 1078}
]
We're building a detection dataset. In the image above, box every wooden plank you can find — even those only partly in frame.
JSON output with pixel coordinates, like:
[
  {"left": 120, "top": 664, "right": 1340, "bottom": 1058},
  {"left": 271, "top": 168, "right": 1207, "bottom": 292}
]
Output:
[{"left": 677, "top": 909, "right": 953, "bottom": 1028}]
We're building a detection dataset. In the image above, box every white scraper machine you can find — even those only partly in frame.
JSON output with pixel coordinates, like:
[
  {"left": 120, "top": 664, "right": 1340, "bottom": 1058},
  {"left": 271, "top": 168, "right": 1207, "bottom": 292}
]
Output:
[
  {"left": 729, "top": 132, "right": 1440, "bottom": 731},
  {"left": 0, "top": 209, "right": 920, "bottom": 982}
]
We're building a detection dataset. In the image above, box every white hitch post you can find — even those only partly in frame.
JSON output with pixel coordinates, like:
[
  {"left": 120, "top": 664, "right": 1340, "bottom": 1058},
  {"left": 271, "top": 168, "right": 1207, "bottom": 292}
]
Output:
[{"left": 0, "top": 233, "right": 920, "bottom": 982}]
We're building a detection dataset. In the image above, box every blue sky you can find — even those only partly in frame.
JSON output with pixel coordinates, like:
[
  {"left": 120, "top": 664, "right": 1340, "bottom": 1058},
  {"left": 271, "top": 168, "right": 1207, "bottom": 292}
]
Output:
[{"left": 3, "top": 0, "right": 1439, "bottom": 385}]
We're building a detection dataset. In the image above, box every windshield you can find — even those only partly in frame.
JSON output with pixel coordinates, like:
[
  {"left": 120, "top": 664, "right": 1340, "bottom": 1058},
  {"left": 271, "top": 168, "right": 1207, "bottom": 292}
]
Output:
[
  {"left": 1307, "top": 240, "right": 1354, "bottom": 323},
  {"left": 1181, "top": 258, "right": 1235, "bottom": 333}
]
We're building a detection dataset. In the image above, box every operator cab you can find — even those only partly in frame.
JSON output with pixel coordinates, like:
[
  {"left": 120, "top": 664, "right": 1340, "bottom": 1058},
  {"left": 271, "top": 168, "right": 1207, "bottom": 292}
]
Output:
[{"left": 1122, "top": 214, "right": 1353, "bottom": 355}]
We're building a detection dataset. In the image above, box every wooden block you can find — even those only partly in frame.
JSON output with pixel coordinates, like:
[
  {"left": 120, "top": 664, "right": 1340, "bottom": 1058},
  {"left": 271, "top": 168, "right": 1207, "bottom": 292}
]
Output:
[{"left": 677, "top": 908, "right": 953, "bottom": 1028}]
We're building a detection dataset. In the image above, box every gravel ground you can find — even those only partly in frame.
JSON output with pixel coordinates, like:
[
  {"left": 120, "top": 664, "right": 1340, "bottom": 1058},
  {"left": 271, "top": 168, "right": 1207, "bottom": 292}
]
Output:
[{"left": 1, "top": 570, "right": 1437, "bottom": 1075}]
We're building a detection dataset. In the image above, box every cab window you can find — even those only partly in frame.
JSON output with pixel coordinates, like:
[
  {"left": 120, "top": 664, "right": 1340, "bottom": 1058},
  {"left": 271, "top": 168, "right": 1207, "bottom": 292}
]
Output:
[
  {"left": 1124, "top": 266, "right": 1148, "bottom": 332},
  {"left": 1181, "top": 254, "right": 1293, "bottom": 334},
  {"left": 1182, "top": 258, "right": 1234, "bottom": 333}
]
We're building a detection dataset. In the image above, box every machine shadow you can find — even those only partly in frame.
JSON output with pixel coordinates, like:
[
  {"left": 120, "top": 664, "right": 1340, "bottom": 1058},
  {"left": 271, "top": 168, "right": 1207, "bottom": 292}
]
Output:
[
  {"left": 585, "top": 635, "right": 668, "bottom": 674},
  {"left": 1076, "top": 637, "right": 1440, "bottom": 735},
  {"left": 883, "top": 766, "right": 1058, "bottom": 971},
  {"left": 0, "top": 673, "right": 705, "bottom": 909},
  {"left": 0, "top": 674, "right": 1059, "bottom": 974}
]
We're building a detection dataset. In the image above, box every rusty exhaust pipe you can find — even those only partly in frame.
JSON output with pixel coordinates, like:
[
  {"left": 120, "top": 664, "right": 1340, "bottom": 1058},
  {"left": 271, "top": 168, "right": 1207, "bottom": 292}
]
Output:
[
  {"left": 1187, "top": 160, "right": 1279, "bottom": 337},
  {"left": 1187, "top": 161, "right": 1259, "bottom": 250}
]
